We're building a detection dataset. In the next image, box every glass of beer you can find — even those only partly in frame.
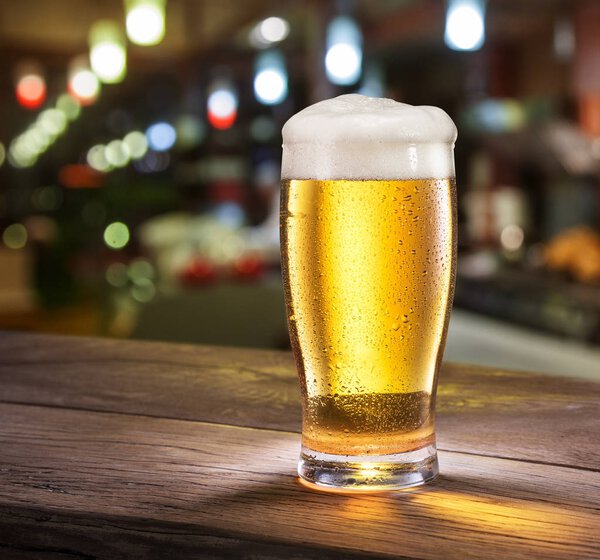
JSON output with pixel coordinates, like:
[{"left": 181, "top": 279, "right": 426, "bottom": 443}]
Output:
[{"left": 280, "top": 94, "right": 457, "bottom": 491}]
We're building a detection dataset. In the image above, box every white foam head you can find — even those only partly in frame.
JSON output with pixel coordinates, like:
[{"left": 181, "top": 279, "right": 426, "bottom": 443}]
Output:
[{"left": 281, "top": 94, "right": 457, "bottom": 180}]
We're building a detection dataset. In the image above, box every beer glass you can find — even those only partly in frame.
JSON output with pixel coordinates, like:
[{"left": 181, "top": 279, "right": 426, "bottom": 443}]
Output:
[{"left": 280, "top": 94, "right": 457, "bottom": 491}]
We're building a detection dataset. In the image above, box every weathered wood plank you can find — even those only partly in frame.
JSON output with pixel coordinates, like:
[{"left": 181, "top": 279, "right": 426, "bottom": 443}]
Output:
[
  {"left": 0, "top": 403, "right": 598, "bottom": 560},
  {"left": 0, "top": 332, "right": 599, "bottom": 469},
  {"left": 0, "top": 507, "right": 386, "bottom": 560}
]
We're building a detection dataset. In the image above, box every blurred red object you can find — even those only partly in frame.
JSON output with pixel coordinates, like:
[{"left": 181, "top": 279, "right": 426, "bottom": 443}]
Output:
[
  {"left": 179, "top": 258, "right": 217, "bottom": 286},
  {"left": 210, "top": 180, "right": 245, "bottom": 203},
  {"left": 232, "top": 255, "right": 265, "bottom": 281},
  {"left": 207, "top": 110, "right": 236, "bottom": 130},
  {"left": 59, "top": 165, "right": 104, "bottom": 188},
  {"left": 16, "top": 75, "right": 46, "bottom": 109}
]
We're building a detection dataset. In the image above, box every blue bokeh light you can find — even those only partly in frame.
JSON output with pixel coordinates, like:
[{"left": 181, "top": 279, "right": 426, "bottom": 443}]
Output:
[{"left": 146, "top": 122, "right": 177, "bottom": 152}]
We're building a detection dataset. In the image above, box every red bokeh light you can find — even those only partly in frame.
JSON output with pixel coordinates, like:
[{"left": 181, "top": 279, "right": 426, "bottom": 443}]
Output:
[
  {"left": 207, "top": 109, "right": 237, "bottom": 130},
  {"left": 58, "top": 165, "right": 104, "bottom": 189},
  {"left": 179, "top": 258, "right": 217, "bottom": 285},
  {"left": 16, "top": 75, "right": 46, "bottom": 110},
  {"left": 233, "top": 255, "right": 265, "bottom": 280}
]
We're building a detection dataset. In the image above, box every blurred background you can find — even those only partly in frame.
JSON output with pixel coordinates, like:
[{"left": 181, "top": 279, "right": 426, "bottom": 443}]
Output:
[{"left": 0, "top": 0, "right": 599, "bottom": 378}]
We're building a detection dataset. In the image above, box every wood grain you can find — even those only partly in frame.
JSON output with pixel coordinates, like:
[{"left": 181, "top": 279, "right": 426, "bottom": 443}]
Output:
[
  {"left": 0, "top": 332, "right": 599, "bottom": 468},
  {"left": 1, "top": 402, "right": 598, "bottom": 560}
]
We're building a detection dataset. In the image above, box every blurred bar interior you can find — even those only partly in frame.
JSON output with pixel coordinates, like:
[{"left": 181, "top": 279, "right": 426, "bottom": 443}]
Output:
[{"left": 0, "top": 0, "right": 599, "bottom": 378}]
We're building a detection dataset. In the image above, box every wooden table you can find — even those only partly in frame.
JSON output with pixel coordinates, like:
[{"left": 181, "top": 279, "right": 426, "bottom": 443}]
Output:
[{"left": 0, "top": 332, "right": 598, "bottom": 559}]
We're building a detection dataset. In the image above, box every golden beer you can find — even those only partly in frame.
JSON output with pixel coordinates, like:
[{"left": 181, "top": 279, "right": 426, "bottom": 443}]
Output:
[
  {"left": 281, "top": 178, "right": 456, "bottom": 459},
  {"left": 281, "top": 94, "right": 457, "bottom": 490}
]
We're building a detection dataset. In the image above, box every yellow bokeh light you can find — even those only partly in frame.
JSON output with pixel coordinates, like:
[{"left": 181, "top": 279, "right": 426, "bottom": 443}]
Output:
[{"left": 0, "top": 142, "right": 6, "bottom": 167}]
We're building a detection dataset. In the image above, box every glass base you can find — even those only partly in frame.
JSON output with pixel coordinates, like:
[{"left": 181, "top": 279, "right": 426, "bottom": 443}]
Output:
[{"left": 298, "top": 444, "right": 438, "bottom": 492}]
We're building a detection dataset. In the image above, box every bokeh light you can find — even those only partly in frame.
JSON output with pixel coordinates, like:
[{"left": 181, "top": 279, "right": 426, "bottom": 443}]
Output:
[
  {"left": 326, "top": 44, "right": 361, "bottom": 85},
  {"left": 56, "top": 94, "right": 81, "bottom": 121},
  {"left": 3, "top": 223, "right": 28, "bottom": 250},
  {"left": 16, "top": 74, "right": 46, "bottom": 110},
  {"left": 146, "top": 122, "right": 176, "bottom": 151},
  {"left": 445, "top": 0, "right": 486, "bottom": 51},
  {"left": 87, "top": 144, "right": 112, "bottom": 172},
  {"left": 123, "top": 131, "right": 148, "bottom": 159},
  {"left": 0, "top": 142, "right": 5, "bottom": 168},
  {"left": 131, "top": 277, "right": 156, "bottom": 302},
  {"left": 38, "top": 109, "right": 67, "bottom": 136},
  {"left": 104, "top": 139, "right": 130, "bottom": 167},
  {"left": 259, "top": 17, "right": 289, "bottom": 43},
  {"left": 126, "top": 0, "right": 166, "bottom": 46},
  {"left": 500, "top": 224, "right": 525, "bottom": 252},
  {"left": 8, "top": 140, "right": 37, "bottom": 168},
  {"left": 70, "top": 70, "right": 100, "bottom": 104},
  {"left": 128, "top": 258, "right": 155, "bottom": 282},
  {"left": 89, "top": 21, "right": 127, "bottom": 84},
  {"left": 104, "top": 222, "right": 130, "bottom": 250},
  {"left": 106, "top": 262, "right": 129, "bottom": 287},
  {"left": 254, "top": 50, "right": 287, "bottom": 105},
  {"left": 207, "top": 82, "right": 238, "bottom": 129},
  {"left": 69, "top": 56, "right": 101, "bottom": 105},
  {"left": 249, "top": 16, "right": 289, "bottom": 48},
  {"left": 254, "top": 70, "right": 286, "bottom": 105},
  {"left": 91, "top": 43, "right": 127, "bottom": 84},
  {"left": 22, "top": 129, "right": 49, "bottom": 152},
  {"left": 325, "top": 16, "right": 362, "bottom": 86}
]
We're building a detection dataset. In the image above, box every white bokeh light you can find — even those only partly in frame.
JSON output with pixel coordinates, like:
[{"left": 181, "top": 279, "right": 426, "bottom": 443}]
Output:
[
  {"left": 254, "top": 50, "right": 288, "bottom": 105},
  {"left": 126, "top": 4, "right": 165, "bottom": 46},
  {"left": 445, "top": 0, "right": 486, "bottom": 51},
  {"left": 500, "top": 224, "right": 524, "bottom": 252},
  {"left": 254, "top": 70, "right": 287, "bottom": 105},
  {"left": 259, "top": 17, "right": 289, "bottom": 43},
  {"left": 70, "top": 69, "right": 100, "bottom": 102},
  {"left": 326, "top": 43, "right": 361, "bottom": 85},
  {"left": 325, "top": 16, "right": 362, "bottom": 86},
  {"left": 90, "top": 42, "right": 127, "bottom": 83},
  {"left": 208, "top": 90, "right": 236, "bottom": 118}
]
